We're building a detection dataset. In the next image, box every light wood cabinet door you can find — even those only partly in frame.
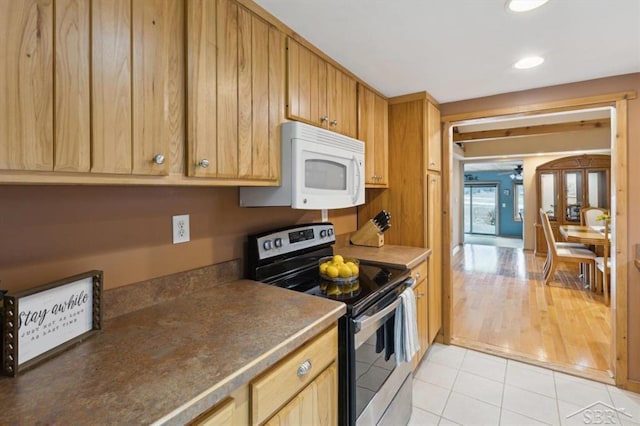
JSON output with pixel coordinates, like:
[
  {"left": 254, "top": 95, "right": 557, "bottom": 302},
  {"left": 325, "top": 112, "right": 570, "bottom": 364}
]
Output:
[
  {"left": 0, "top": 0, "right": 53, "bottom": 171},
  {"left": 264, "top": 362, "right": 337, "bottom": 426},
  {"left": 131, "top": 0, "right": 181, "bottom": 176},
  {"left": 54, "top": 0, "right": 90, "bottom": 172},
  {"left": 412, "top": 263, "right": 428, "bottom": 370},
  {"left": 287, "top": 37, "right": 327, "bottom": 129},
  {"left": 426, "top": 101, "right": 441, "bottom": 172},
  {"left": 93, "top": 0, "right": 180, "bottom": 176},
  {"left": 358, "top": 85, "right": 388, "bottom": 187},
  {"left": 187, "top": 0, "right": 283, "bottom": 180},
  {"left": 326, "top": 64, "right": 357, "bottom": 138},
  {"left": 427, "top": 173, "right": 442, "bottom": 343},
  {"left": 91, "top": 0, "right": 132, "bottom": 174},
  {"left": 287, "top": 38, "right": 357, "bottom": 138}
]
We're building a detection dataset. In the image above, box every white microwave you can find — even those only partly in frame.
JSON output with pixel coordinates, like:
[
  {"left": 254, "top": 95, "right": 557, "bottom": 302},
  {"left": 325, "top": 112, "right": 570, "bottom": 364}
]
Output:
[{"left": 239, "top": 121, "right": 365, "bottom": 210}]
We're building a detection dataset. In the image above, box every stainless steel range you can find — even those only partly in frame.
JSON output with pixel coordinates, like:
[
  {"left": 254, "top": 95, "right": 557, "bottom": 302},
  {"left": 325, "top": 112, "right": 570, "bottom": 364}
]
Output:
[{"left": 247, "top": 222, "right": 415, "bottom": 425}]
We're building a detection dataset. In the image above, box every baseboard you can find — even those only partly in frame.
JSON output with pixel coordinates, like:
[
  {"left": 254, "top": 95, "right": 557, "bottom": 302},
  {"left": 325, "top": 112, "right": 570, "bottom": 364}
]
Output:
[{"left": 624, "top": 378, "right": 640, "bottom": 394}]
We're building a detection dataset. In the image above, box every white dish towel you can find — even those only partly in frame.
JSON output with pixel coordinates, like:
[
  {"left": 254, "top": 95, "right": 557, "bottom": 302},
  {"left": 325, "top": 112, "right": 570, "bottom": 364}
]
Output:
[{"left": 394, "top": 287, "right": 420, "bottom": 364}]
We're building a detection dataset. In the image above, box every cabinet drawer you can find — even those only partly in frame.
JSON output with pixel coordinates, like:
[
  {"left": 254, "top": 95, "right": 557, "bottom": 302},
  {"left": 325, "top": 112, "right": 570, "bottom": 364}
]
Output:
[
  {"left": 251, "top": 326, "right": 338, "bottom": 425},
  {"left": 191, "top": 397, "right": 235, "bottom": 426},
  {"left": 412, "top": 261, "right": 428, "bottom": 285}
]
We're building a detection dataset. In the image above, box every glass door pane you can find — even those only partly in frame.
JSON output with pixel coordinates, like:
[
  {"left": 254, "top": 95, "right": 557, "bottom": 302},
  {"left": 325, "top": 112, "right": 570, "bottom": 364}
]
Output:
[
  {"left": 564, "top": 171, "right": 583, "bottom": 222},
  {"left": 540, "top": 172, "right": 557, "bottom": 220},
  {"left": 463, "top": 186, "right": 471, "bottom": 233},
  {"left": 464, "top": 184, "right": 498, "bottom": 235},
  {"left": 587, "top": 170, "right": 608, "bottom": 208}
]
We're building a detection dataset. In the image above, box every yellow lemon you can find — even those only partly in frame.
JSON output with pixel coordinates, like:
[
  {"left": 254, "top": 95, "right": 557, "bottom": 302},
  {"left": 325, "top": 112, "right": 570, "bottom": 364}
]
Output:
[
  {"left": 319, "top": 262, "right": 329, "bottom": 274},
  {"left": 332, "top": 254, "right": 344, "bottom": 264},
  {"left": 326, "top": 284, "right": 341, "bottom": 296},
  {"left": 326, "top": 265, "right": 339, "bottom": 278},
  {"left": 347, "top": 263, "right": 359, "bottom": 275},
  {"left": 339, "top": 264, "right": 352, "bottom": 278}
]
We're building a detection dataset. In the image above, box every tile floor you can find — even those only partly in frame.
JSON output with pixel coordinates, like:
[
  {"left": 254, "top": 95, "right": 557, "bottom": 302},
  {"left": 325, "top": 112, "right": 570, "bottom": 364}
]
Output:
[{"left": 409, "top": 343, "right": 640, "bottom": 425}]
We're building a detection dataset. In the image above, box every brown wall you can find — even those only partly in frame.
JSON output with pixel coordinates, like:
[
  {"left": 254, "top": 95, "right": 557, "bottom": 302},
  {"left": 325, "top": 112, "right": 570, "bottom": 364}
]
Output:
[
  {"left": 0, "top": 185, "right": 357, "bottom": 293},
  {"left": 441, "top": 72, "right": 640, "bottom": 382}
]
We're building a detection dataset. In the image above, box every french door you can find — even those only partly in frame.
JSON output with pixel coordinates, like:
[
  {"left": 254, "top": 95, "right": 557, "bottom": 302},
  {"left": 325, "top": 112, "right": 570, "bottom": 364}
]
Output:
[{"left": 464, "top": 184, "right": 498, "bottom": 235}]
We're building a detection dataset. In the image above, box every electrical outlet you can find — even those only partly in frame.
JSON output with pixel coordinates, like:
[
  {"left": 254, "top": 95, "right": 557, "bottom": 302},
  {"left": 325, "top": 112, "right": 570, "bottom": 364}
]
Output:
[{"left": 172, "top": 214, "right": 190, "bottom": 244}]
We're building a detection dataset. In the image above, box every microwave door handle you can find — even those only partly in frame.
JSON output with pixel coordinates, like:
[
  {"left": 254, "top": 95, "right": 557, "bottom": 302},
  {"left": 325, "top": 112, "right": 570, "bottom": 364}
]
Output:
[{"left": 352, "top": 155, "right": 362, "bottom": 204}]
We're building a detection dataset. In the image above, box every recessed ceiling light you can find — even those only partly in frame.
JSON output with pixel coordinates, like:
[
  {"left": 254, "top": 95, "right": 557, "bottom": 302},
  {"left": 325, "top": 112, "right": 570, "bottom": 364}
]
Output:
[
  {"left": 514, "top": 56, "right": 544, "bottom": 69},
  {"left": 506, "top": 0, "right": 550, "bottom": 12}
]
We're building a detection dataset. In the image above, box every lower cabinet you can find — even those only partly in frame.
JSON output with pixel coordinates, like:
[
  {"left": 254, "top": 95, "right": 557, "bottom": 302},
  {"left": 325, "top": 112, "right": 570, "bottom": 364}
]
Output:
[
  {"left": 411, "top": 261, "right": 429, "bottom": 369},
  {"left": 191, "top": 325, "right": 338, "bottom": 426},
  {"left": 265, "top": 362, "right": 337, "bottom": 426}
]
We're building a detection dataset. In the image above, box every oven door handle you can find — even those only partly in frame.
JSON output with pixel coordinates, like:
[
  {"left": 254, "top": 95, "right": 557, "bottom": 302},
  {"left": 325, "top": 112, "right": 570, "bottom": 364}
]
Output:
[{"left": 354, "top": 297, "right": 401, "bottom": 336}]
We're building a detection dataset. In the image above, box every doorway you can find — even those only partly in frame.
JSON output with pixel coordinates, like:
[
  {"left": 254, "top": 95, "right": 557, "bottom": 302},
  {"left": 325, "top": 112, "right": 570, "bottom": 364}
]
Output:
[
  {"left": 441, "top": 94, "right": 630, "bottom": 386},
  {"left": 464, "top": 184, "right": 498, "bottom": 235}
]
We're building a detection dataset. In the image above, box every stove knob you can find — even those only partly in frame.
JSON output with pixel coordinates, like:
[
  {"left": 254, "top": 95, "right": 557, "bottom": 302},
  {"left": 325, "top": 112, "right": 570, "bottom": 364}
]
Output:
[
  {"left": 274, "top": 238, "right": 283, "bottom": 248},
  {"left": 320, "top": 230, "right": 327, "bottom": 238},
  {"left": 263, "top": 240, "right": 272, "bottom": 251},
  {"left": 328, "top": 228, "right": 334, "bottom": 237}
]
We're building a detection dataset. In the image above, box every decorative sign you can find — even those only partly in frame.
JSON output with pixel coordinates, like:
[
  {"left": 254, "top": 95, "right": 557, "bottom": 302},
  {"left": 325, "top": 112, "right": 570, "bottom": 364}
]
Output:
[{"left": 2, "top": 270, "right": 103, "bottom": 376}]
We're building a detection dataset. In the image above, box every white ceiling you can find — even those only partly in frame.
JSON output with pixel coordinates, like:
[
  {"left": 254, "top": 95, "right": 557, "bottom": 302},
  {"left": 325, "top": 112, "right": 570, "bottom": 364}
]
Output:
[{"left": 253, "top": 0, "right": 640, "bottom": 103}]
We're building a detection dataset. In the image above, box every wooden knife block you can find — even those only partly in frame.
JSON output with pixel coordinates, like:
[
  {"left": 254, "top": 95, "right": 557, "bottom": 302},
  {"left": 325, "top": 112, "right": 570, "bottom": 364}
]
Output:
[{"left": 350, "top": 220, "right": 384, "bottom": 247}]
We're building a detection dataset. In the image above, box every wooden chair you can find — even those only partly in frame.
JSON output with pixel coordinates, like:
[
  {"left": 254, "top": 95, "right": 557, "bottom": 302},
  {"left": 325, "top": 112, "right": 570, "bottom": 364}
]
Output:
[
  {"left": 539, "top": 209, "right": 596, "bottom": 286},
  {"left": 581, "top": 207, "right": 608, "bottom": 226},
  {"left": 538, "top": 208, "right": 588, "bottom": 278},
  {"left": 595, "top": 220, "right": 611, "bottom": 306}
]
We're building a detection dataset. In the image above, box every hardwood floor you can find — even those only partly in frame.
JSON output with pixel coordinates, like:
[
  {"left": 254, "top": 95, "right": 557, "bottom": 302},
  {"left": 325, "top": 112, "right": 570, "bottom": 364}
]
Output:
[{"left": 451, "top": 243, "right": 612, "bottom": 383}]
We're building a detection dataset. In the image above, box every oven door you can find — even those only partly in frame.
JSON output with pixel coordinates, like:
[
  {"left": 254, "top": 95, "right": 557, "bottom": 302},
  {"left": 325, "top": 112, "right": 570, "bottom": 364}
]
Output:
[{"left": 352, "top": 287, "right": 413, "bottom": 426}]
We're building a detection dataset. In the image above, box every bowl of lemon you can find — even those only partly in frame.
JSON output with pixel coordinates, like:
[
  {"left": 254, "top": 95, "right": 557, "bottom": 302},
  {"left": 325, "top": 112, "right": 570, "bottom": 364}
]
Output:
[{"left": 318, "top": 255, "right": 359, "bottom": 283}]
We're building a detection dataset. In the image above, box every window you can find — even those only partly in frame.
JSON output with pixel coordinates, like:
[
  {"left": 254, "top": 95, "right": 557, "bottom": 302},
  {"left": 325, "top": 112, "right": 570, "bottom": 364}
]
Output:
[{"left": 514, "top": 182, "right": 524, "bottom": 221}]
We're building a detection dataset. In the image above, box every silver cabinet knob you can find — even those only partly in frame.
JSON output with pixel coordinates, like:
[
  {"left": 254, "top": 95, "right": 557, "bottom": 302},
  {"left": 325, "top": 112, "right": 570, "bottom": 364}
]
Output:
[
  {"left": 330, "top": 119, "right": 338, "bottom": 126},
  {"left": 152, "top": 154, "right": 165, "bottom": 165},
  {"left": 297, "top": 359, "right": 312, "bottom": 377},
  {"left": 415, "top": 272, "right": 421, "bottom": 280},
  {"left": 320, "top": 116, "right": 329, "bottom": 123},
  {"left": 198, "top": 159, "right": 210, "bottom": 168}
]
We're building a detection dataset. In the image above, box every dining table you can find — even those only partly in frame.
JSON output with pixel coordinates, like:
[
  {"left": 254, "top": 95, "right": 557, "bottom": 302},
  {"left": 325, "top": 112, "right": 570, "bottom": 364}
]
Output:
[{"left": 558, "top": 224, "right": 609, "bottom": 246}]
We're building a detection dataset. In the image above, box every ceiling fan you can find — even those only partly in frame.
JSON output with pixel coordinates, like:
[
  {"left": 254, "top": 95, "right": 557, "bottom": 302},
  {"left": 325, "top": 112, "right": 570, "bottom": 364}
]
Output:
[
  {"left": 509, "top": 165, "right": 524, "bottom": 180},
  {"left": 498, "top": 164, "right": 524, "bottom": 180}
]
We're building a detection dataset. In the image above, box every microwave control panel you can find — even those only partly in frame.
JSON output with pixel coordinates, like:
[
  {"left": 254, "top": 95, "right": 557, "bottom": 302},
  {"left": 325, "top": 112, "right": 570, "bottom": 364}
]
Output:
[{"left": 251, "top": 223, "right": 335, "bottom": 261}]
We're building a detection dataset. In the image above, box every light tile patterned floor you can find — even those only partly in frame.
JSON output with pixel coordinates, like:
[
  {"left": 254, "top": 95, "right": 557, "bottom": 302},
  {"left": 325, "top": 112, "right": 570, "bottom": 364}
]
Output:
[{"left": 409, "top": 343, "right": 640, "bottom": 426}]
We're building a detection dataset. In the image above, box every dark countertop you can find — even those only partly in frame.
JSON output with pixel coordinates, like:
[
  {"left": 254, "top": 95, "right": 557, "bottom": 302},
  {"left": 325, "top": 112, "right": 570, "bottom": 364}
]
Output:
[
  {"left": 0, "top": 279, "right": 346, "bottom": 425},
  {"left": 337, "top": 244, "right": 432, "bottom": 270}
]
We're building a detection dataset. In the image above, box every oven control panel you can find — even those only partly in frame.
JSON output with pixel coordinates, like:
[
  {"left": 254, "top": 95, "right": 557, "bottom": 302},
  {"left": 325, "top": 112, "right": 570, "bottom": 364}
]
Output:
[{"left": 251, "top": 223, "right": 335, "bottom": 261}]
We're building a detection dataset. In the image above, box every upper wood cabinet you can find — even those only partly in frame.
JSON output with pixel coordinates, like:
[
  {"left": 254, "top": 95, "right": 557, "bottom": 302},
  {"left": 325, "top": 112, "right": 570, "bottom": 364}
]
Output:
[
  {"left": 426, "top": 101, "right": 441, "bottom": 172},
  {"left": 358, "top": 85, "right": 389, "bottom": 187},
  {"left": 0, "top": 0, "right": 54, "bottom": 172},
  {"left": 0, "top": 0, "right": 182, "bottom": 176},
  {"left": 186, "top": 0, "right": 284, "bottom": 181},
  {"left": 92, "top": 0, "right": 181, "bottom": 176},
  {"left": 287, "top": 37, "right": 357, "bottom": 138}
]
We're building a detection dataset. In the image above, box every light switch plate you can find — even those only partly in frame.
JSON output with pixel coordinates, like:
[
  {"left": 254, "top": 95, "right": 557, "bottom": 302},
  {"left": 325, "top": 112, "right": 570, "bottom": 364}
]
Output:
[{"left": 172, "top": 214, "right": 190, "bottom": 244}]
